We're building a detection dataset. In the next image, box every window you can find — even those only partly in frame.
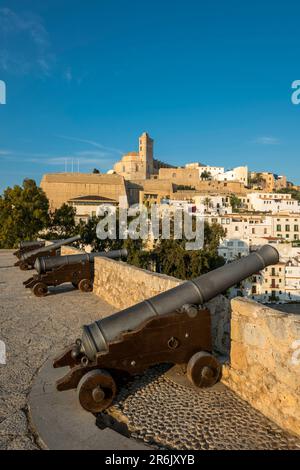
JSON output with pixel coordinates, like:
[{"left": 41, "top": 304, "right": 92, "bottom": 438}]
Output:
[
  {"left": 295, "top": 225, "right": 299, "bottom": 232},
  {"left": 235, "top": 226, "right": 239, "bottom": 231},
  {"left": 252, "top": 228, "right": 255, "bottom": 234},
  {"left": 285, "top": 225, "right": 290, "bottom": 232},
  {"left": 276, "top": 225, "right": 281, "bottom": 231}
]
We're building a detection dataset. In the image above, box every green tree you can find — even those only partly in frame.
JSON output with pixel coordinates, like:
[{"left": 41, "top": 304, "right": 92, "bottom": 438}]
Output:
[
  {"left": 92, "top": 168, "right": 100, "bottom": 174},
  {"left": 48, "top": 203, "right": 76, "bottom": 238},
  {"left": 176, "top": 185, "right": 196, "bottom": 190},
  {"left": 153, "top": 221, "right": 225, "bottom": 280},
  {"left": 0, "top": 179, "right": 49, "bottom": 248},
  {"left": 230, "top": 194, "right": 242, "bottom": 212},
  {"left": 77, "top": 213, "right": 151, "bottom": 267},
  {"left": 200, "top": 170, "right": 212, "bottom": 181}
]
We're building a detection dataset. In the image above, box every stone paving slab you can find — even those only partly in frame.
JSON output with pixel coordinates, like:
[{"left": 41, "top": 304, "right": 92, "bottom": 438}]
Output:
[
  {"left": 28, "top": 357, "right": 147, "bottom": 450},
  {"left": 0, "top": 250, "right": 115, "bottom": 450}
]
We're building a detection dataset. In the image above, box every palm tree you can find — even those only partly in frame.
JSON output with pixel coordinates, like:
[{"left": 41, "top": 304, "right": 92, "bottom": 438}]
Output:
[
  {"left": 200, "top": 170, "right": 212, "bottom": 181},
  {"left": 204, "top": 197, "right": 212, "bottom": 212}
]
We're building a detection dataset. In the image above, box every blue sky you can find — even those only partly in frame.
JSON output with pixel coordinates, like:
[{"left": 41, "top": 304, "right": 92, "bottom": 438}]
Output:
[{"left": 0, "top": 0, "right": 300, "bottom": 193}]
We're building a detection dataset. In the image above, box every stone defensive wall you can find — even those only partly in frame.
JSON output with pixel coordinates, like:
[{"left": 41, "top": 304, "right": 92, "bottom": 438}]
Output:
[{"left": 61, "top": 245, "right": 300, "bottom": 438}]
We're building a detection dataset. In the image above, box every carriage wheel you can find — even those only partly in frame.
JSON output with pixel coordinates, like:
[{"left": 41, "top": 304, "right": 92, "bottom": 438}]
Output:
[
  {"left": 19, "top": 262, "right": 29, "bottom": 271},
  {"left": 186, "top": 351, "right": 221, "bottom": 388},
  {"left": 32, "top": 282, "right": 48, "bottom": 297},
  {"left": 77, "top": 369, "right": 116, "bottom": 413},
  {"left": 78, "top": 279, "right": 92, "bottom": 292}
]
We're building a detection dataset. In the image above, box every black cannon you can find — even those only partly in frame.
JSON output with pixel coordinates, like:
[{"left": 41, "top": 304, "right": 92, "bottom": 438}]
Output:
[
  {"left": 23, "top": 249, "right": 128, "bottom": 297},
  {"left": 13, "top": 240, "right": 46, "bottom": 259},
  {"left": 14, "top": 235, "right": 81, "bottom": 270},
  {"left": 54, "top": 245, "right": 279, "bottom": 413}
]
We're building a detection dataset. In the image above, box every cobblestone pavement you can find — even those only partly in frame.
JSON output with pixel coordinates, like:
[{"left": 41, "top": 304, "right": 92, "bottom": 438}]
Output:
[
  {"left": 0, "top": 250, "right": 115, "bottom": 450},
  {"left": 106, "top": 366, "right": 300, "bottom": 450}
]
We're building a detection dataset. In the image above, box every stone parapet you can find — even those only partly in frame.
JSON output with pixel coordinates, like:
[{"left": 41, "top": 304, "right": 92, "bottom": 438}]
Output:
[
  {"left": 222, "top": 298, "right": 300, "bottom": 437},
  {"left": 60, "top": 246, "right": 83, "bottom": 255}
]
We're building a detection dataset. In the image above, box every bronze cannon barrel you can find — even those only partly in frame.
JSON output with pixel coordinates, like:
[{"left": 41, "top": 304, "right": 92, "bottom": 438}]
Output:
[
  {"left": 20, "top": 235, "right": 81, "bottom": 262},
  {"left": 34, "top": 248, "right": 128, "bottom": 274},
  {"left": 81, "top": 244, "right": 279, "bottom": 361}
]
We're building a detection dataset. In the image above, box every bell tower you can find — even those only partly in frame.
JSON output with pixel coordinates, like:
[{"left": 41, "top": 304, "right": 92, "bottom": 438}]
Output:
[{"left": 139, "top": 132, "right": 154, "bottom": 178}]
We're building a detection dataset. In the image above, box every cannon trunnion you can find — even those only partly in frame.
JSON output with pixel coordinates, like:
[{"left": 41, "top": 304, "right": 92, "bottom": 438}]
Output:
[
  {"left": 53, "top": 244, "right": 280, "bottom": 414},
  {"left": 24, "top": 249, "right": 128, "bottom": 297}
]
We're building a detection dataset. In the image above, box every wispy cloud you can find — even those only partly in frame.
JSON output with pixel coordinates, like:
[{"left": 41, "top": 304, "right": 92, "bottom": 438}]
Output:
[
  {"left": 0, "top": 7, "right": 55, "bottom": 75},
  {"left": 0, "top": 149, "right": 12, "bottom": 156},
  {"left": 253, "top": 136, "right": 280, "bottom": 145},
  {"left": 0, "top": 149, "right": 115, "bottom": 168},
  {"left": 56, "top": 134, "right": 124, "bottom": 155}
]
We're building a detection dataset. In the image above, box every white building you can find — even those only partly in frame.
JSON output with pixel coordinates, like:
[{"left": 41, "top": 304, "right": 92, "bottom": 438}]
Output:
[
  {"left": 285, "top": 260, "right": 300, "bottom": 300},
  {"left": 247, "top": 192, "right": 300, "bottom": 213},
  {"left": 184, "top": 163, "right": 248, "bottom": 185},
  {"left": 193, "top": 195, "right": 232, "bottom": 215},
  {"left": 206, "top": 214, "right": 273, "bottom": 241},
  {"left": 215, "top": 166, "right": 248, "bottom": 186},
  {"left": 218, "top": 239, "right": 249, "bottom": 262},
  {"left": 185, "top": 163, "right": 224, "bottom": 179},
  {"left": 68, "top": 195, "right": 118, "bottom": 224}
]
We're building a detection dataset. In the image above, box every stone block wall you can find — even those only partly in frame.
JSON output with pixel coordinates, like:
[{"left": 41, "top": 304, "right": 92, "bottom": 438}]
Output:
[{"left": 222, "top": 298, "right": 300, "bottom": 437}]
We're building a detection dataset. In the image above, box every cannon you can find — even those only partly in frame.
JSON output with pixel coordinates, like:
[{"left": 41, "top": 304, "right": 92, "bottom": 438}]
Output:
[
  {"left": 53, "top": 245, "right": 279, "bottom": 413},
  {"left": 13, "top": 240, "right": 46, "bottom": 259},
  {"left": 13, "top": 240, "right": 61, "bottom": 259},
  {"left": 23, "top": 249, "right": 128, "bottom": 297},
  {"left": 14, "top": 235, "right": 81, "bottom": 270}
]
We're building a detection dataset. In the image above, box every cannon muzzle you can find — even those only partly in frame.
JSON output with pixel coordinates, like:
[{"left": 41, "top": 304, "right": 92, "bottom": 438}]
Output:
[
  {"left": 81, "top": 244, "right": 279, "bottom": 361},
  {"left": 20, "top": 235, "right": 81, "bottom": 262},
  {"left": 34, "top": 248, "right": 128, "bottom": 274}
]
